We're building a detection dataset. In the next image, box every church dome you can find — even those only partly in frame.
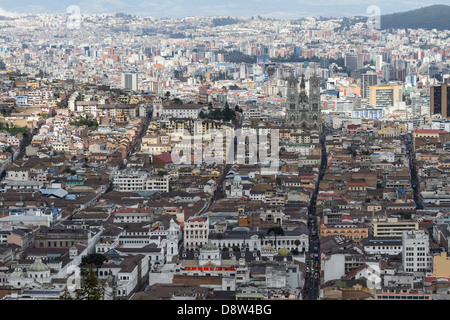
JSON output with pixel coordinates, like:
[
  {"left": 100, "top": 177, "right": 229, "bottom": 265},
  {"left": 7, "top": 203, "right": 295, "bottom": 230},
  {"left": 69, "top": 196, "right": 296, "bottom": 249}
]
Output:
[
  {"left": 278, "top": 248, "right": 290, "bottom": 256},
  {"left": 10, "top": 263, "right": 24, "bottom": 278},
  {"left": 233, "top": 175, "right": 242, "bottom": 183},
  {"left": 28, "top": 258, "right": 49, "bottom": 272},
  {"left": 201, "top": 242, "right": 218, "bottom": 251}
]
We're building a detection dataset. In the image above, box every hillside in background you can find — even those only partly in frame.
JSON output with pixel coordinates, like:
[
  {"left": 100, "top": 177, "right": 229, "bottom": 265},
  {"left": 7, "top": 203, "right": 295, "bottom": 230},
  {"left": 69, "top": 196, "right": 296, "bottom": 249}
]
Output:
[{"left": 380, "top": 5, "right": 450, "bottom": 30}]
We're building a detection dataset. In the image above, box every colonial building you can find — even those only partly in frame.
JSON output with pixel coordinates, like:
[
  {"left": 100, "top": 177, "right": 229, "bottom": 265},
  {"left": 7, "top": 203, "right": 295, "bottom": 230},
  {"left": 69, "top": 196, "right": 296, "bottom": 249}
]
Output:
[
  {"left": 284, "top": 73, "right": 322, "bottom": 133},
  {"left": 183, "top": 217, "right": 209, "bottom": 251}
]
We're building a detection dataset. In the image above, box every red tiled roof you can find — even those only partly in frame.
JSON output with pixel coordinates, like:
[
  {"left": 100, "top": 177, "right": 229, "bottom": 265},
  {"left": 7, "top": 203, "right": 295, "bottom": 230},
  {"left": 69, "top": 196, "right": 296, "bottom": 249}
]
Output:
[
  {"left": 154, "top": 153, "right": 173, "bottom": 163},
  {"left": 188, "top": 217, "right": 206, "bottom": 222},
  {"left": 415, "top": 129, "right": 446, "bottom": 134},
  {"left": 424, "top": 277, "right": 450, "bottom": 283},
  {"left": 347, "top": 182, "right": 366, "bottom": 186}
]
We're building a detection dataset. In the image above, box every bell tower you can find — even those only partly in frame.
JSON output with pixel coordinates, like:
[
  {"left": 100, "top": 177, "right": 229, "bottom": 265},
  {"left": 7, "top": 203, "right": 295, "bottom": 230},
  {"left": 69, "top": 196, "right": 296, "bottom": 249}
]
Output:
[
  {"left": 285, "top": 73, "right": 299, "bottom": 128},
  {"left": 308, "top": 71, "right": 322, "bottom": 132},
  {"left": 284, "top": 72, "right": 322, "bottom": 133}
]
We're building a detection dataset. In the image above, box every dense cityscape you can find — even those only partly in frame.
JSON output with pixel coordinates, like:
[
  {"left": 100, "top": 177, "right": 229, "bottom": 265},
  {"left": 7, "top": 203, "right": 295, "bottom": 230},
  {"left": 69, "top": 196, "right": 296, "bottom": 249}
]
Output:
[{"left": 0, "top": 3, "right": 449, "bottom": 304}]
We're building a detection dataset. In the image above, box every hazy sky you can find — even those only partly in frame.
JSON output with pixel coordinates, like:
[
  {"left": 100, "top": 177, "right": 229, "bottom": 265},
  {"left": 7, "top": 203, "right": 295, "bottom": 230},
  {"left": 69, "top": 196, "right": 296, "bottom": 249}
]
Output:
[{"left": 0, "top": 0, "right": 447, "bottom": 19}]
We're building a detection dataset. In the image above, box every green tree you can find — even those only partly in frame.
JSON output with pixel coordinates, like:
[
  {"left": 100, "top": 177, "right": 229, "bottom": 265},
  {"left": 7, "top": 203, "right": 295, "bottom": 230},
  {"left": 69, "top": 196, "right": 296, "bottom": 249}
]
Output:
[
  {"left": 75, "top": 266, "right": 105, "bottom": 300},
  {"left": 399, "top": 212, "right": 412, "bottom": 220},
  {"left": 60, "top": 288, "right": 73, "bottom": 300},
  {"left": 346, "top": 146, "right": 357, "bottom": 157},
  {"left": 258, "top": 233, "right": 265, "bottom": 246},
  {"left": 70, "top": 116, "right": 99, "bottom": 129},
  {"left": 267, "top": 227, "right": 284, "bottom": 251},
  {"left": 276, "top": 176, "right": 282, "bottom": 186},
  {"left": 81, "top": 253, "right": 108, "bottom": 267},
  {"left": 64, "top": 167, "right": 76, "bottom": 175},
  {"left": 172, "top": 97, "right": 183, "bottom": 104}
]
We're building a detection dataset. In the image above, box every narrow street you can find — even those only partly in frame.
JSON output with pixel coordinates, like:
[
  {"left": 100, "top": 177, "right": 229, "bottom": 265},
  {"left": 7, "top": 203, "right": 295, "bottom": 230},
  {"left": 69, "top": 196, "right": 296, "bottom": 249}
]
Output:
[
  {"left": 404, "top": 133, "right": 422, "bottom": 209},
  {"left": 303, "top": 128, "right": 327, "bottom": 300}
]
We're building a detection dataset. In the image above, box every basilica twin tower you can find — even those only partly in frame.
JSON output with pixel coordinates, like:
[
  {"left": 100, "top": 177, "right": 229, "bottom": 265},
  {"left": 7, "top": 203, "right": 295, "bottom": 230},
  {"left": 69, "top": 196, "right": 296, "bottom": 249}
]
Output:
[{"left": 284, "top": 72, "right": 322, "bottom": 133}]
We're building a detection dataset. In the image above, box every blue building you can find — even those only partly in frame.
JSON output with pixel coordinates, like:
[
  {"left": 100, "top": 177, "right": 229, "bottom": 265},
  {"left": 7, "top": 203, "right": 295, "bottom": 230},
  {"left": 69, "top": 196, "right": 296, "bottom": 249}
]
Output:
[
  {"left": 14, "top": 95, "right": 28, "bottom": 106},
  {"left": 351, "top": 107, "right": 385, "bottom": 119}
]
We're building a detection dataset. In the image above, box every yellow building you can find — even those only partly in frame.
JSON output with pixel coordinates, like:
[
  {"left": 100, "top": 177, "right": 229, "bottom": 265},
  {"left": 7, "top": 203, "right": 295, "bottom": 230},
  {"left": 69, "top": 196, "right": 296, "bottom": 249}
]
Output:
[
  {"left": 27, "top": 81, "right": 40, "bottom": 89},
  {"left": 368, "top": 85, "right": 403, "bottom": 108},
  {"left": 413, "top": 129, "right": 440, "bottom": 139},
  {"left": 141, "top": 143, "right": 172, "bottom": 154},
  {"left": 370, "top": 217, "right": 418, "bottom": 237},
  {"left": 433, "top": 252, "right": 450, "bottom": 278},
  {"left": 320, "top": 223, "right": 369, "bottom": 244},
  {"left": 378, "top": 123, "right": 406, "bottom": 138},
  {"left": 129, "top": 96, "right": 142, "bottom": 104}
]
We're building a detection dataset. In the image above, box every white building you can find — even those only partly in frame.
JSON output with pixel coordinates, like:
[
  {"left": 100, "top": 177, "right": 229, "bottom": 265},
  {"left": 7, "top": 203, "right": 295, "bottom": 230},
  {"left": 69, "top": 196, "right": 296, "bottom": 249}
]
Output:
[
  {"left": 243, "top": 108, "right": 261, "bottom": 119},
  {"left": 122, "top": 73, "right": 138, "bottom": 91},
  {"left": 402, "top": 230, "right": 433, "bottom": 273},
  {"left": 113, "top": 170, "right": 169, "bottom": 192},
  {"left": 99, "top": 254, "right": 150, "bottom": 299},
  {"left": 5, "top": 167, "right": 29, "bottom": 181},
  {"left": 361, "top": 237, "right": 403, "bottom": 256},
  {"left": 7, "top": 258, "right": 52, "bottom": 289},
  {"left": 162, "top": 104, "right": 204, "bottom": 119},
  {"left": 183, "top": 217, "right": 208, "bottom": 251}
]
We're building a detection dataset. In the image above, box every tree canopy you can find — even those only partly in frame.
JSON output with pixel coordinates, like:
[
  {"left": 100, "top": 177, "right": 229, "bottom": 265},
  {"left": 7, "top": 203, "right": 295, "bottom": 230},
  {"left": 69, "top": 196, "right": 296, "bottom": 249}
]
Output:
[
  {"left": 81, "top": 253, "right": 108, "bottom": 267},
  {"left": 74, "top": 266, "right": 105, "bottom": 300},
  {"left": 70, "top": 116, "right": 99, "bottom": 129},
  {"left": 199, "top": 103, "right": 237, "bottom": 123}
]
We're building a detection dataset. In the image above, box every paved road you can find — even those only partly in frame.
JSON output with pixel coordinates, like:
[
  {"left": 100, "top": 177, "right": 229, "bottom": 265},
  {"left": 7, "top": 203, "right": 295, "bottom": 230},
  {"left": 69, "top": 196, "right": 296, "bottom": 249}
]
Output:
[
  {"left": 303, "top": 129, "right": 327, "bottom": 300},
  {"left": 403, "top": 133, "right": 422, "bottom": 209}
]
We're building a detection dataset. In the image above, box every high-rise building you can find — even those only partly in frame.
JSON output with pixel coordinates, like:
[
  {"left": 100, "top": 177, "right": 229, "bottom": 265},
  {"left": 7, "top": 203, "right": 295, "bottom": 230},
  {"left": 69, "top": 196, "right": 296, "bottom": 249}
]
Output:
[
  {"left": 361, "top": 71, "right": 378, "bottom": 99},
  {"left": 368, "top": 84, "right": 403, "bottom": 108},
  {"left": 402, "top": 230, "right": 432, "bottom": 273},
  {"left": 345, "top": 53, "right": 363, "bottom": 71},
  {"left": 430, "top": 83, "right": 450, "bottom": 118},
  {"left": 375, "top": 55, "right": 383, "bottom": 71},
  {"left": 428, "top": 63, "right": 440, "bottom": 79},
  {"left": 320, "top": 57, "right": 329, "bottom": 69},
  {"left": 239, "top": 63, "right": 247, "bottom": 79},
  {"left": 121, "top": 72, "right": 138, "bottom": 91},
  {"left": 381, "top": 64, "right": 392, "bottom": 82}
]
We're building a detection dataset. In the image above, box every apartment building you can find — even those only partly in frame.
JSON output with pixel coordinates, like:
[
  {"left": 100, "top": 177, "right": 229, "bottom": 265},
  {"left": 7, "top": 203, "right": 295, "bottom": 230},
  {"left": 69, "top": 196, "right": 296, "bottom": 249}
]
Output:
[
  {"left": 162, "top": 103, "right": 205, "bottom": 119},
  {"left": 368, "top": 85, "right": 403, "bottom": 108},
  {"left": 370, "top": 217, "right": 418, "bottom": 237},
  {"left": 113, "top": 170, "right": 169, "bottom": 192},
  {"left": 402, "top": 230, "right": 432, "bottom": 273}
]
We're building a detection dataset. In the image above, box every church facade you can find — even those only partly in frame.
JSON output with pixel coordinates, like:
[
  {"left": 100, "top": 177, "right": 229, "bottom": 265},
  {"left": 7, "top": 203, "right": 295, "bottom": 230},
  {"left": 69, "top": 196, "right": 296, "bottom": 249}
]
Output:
[{"left": 284, "top": 73, "right": 322, "bottom": 133}]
